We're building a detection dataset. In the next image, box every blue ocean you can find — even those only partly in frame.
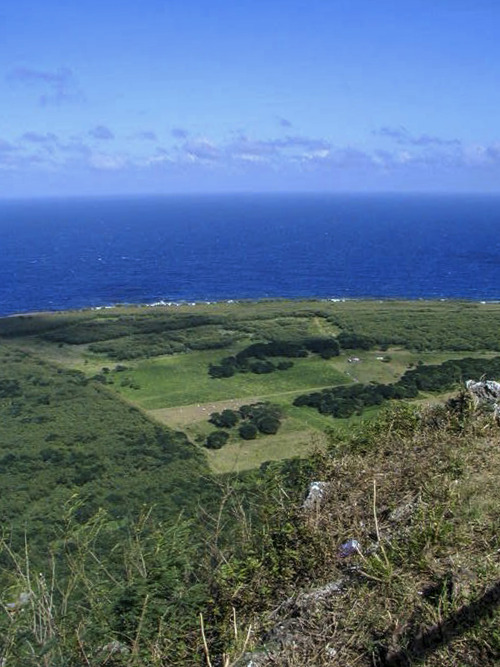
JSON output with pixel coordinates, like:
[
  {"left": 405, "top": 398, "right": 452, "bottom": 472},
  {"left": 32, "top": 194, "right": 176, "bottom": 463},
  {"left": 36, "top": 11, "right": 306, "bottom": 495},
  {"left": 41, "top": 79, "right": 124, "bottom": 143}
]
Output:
[{"left": 1, "top": 193, "right": 499, "bottom": 316}]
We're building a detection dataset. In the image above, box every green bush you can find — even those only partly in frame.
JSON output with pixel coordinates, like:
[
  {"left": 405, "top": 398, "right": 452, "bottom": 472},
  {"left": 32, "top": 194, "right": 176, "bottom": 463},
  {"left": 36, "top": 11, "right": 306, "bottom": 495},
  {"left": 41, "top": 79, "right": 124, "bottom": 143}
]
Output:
[
  {"left": 239, "top": 423, "right": 258, "bottom": 440},
  {"left": 205, "top": 430, "right": 230, "bottom": 449},
  {"left": 209, "top": 409, "right": 240, "bottom": 428},
  {"left": 256, "top": 416, "right": 281, "bottom": 435}
]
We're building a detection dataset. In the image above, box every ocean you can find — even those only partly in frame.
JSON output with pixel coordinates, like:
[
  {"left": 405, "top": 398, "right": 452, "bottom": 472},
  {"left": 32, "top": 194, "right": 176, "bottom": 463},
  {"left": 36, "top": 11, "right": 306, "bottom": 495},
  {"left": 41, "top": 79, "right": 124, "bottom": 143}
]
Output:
[{"left": 1, "top": 193, "right": 499, "bottom": 316}]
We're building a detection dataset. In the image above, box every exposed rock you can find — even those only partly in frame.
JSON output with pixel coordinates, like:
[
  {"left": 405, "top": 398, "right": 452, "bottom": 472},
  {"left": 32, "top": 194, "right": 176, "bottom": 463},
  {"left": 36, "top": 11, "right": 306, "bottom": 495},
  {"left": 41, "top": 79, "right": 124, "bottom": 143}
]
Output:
[
  {"left": 294, "top": 579, "right": 344, "bottom": 609},
  {"left": 325, "top": 643, "right": 338, "bottom": 658},
  {"left": 466, "top": 379, "right": 500, "bottom": 405},
  {"left": 466, "top": 379, "right": 500, "bottom": 423},
  {"left": 388, "top": 497, "right": 418, "bottom": 523},
  {"left": 302, "top": 481, "right": 329, "bottom": 510},
  {"left": 97, "top": 640, "right": 130, "bottom": 657},
  {"left": 5, "top": 591, "right": 31, "bottom": 611}
]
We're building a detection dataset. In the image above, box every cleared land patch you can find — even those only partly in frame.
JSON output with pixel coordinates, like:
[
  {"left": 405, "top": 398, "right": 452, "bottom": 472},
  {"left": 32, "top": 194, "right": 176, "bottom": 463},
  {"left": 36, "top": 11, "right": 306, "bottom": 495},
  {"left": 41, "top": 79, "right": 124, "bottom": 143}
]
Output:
[{"left": 113, "top": 350, "right": 350, "bottom": 409}]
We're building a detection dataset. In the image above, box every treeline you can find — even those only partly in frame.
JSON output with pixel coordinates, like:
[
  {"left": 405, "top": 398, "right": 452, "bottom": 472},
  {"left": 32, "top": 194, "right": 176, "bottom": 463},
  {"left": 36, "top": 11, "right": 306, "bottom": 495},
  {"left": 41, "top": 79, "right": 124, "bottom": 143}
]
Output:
[
  {"left": 208, "top": 338, "right": 340, "bottom": 378},
  {"left": 327, "top": 303, "right": 500, "bottom": 352},
  {"left": 39, "top": 313, "right": 226, "bottom": 344},
  {"left": 294, "top": 355, "right": 500, "bottom": 418},
  {"left": 205, "top": 402, "right": 283, "bottom": 448},
  {"left": 336, "top": 331, "right": 376, "bottom": 350},
  {"left": 88, "top": 326, "right": 236, "bottom": 360}
]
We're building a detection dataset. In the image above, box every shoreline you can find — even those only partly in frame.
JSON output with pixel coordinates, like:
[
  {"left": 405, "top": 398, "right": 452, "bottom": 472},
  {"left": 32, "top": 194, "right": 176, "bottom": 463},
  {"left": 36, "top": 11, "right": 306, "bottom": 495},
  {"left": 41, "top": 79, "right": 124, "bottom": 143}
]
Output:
[{"left": 3, "top": 295, "right": 500, "bottom": 320}]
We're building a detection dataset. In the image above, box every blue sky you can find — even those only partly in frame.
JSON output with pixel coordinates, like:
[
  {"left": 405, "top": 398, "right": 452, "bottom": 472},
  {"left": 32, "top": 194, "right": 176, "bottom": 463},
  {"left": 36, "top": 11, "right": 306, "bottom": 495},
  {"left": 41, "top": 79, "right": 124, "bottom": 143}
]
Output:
[{"left": 1, "top": 0, "right": 500, "bottom": 197}]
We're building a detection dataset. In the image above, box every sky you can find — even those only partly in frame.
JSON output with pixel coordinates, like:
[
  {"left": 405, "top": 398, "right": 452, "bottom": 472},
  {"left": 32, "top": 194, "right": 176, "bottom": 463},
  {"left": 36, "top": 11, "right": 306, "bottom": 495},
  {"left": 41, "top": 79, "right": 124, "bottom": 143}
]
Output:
[{"left": 1, "top": 0, "right": 500, "bottom": 197}]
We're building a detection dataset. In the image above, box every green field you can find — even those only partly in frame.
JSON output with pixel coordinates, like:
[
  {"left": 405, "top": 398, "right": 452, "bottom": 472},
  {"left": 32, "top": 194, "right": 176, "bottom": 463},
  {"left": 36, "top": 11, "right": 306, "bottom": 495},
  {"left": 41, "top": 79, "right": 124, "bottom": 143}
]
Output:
[{"left": 2, "top": 298, "right": 500, "bottom": 472}]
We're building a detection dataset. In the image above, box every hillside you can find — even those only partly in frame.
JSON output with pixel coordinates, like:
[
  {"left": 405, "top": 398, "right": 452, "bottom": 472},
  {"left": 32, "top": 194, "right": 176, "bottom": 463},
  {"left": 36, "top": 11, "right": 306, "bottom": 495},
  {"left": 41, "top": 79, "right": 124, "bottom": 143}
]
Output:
[
  {"left": 0, "top": 299, "right": 499, "bottom": 665},
  {"left": 212, "top": 400, "right": 500, "bottom": 666},
  {"left": 1, "top": 398, "right": 499, "bottom": 666}
]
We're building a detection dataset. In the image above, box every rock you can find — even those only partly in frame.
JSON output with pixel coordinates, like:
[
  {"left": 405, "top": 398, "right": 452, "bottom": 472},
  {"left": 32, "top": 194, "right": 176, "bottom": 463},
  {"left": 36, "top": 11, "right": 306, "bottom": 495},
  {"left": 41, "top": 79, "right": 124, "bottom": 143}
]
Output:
[
  {"left": 294, "top": 579, "right": 344, "bottom": 610},
  {"left": 389, "top": 499, "right": 417, "bottom": 523},
  {"left": 240, "top": 580, "right": 345, "bottom": 665},
  {"left": 5, "top": 591, "right": 31, "bottom": 611},
  {"left": 466, "top": 379, "right": 500, "bottom": 423},
  {"left": 98, "top": 640, "right": 130, "bottom": 656},
  {"left": 303, "top": 481, "right": 329, "bottom": 510},
  {"left": 466, "top": 379, "right": 500, "bottom": 405},
  {"left": 325, "top": 643, "right": 338, "bottom": 658}
]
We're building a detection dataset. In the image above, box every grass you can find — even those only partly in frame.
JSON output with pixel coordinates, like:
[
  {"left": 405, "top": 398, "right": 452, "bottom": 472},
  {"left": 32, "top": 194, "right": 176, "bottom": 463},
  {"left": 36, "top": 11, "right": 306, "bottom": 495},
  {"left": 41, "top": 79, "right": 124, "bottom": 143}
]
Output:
[
  {"left": 215, "top": 401, "right": 500, "bottom": 666},
  {"left": 204, "top": 425, "right": 323, "bottom": 474},
  {"left": 111, "top": 346, "right": 496, "bottom": 472},
  {"left": 111, "top": 348, "right": 496, "bottom": 411},
  {"left": 111, "top": 350, "right": 350, "bottom": 410}
]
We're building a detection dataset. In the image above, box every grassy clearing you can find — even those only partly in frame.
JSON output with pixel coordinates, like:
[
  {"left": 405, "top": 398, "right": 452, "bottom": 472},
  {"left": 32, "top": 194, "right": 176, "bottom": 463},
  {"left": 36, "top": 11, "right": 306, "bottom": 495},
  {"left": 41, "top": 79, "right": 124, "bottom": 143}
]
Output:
[
  {"left": 116, "top": 346, "right": 498, "bottom": 473},
  {"left": 112, "top": 350, "right": 350, "bottom": 409},
  {"left": 149, "top": 393, "right": 378, "bottom": 473},
  {"left": 0, "top": 336, "right": 103, "bottom": 374},
  {"left": 204, "top": 425, "right": 325, "bottom": 474}
]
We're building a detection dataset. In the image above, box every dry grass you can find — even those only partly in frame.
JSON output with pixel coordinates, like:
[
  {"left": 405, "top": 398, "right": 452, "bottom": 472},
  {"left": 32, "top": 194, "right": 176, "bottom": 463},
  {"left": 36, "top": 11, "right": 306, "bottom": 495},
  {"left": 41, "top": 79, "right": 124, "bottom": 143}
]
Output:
[{"left": 221, "top": 401, "right": 500, "bottom": 666}]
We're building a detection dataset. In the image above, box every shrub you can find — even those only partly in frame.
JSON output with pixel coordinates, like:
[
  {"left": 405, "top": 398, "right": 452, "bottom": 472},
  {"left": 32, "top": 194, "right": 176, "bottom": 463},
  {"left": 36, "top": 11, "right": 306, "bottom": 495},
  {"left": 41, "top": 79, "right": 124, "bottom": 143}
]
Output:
[
  {"left": 337, "top": 332, "right": 375, "bottom": 350},
  {"left": 256, "top": 416, "right": 281, "bottom": 435},
  {"left": 205, "top": 431, "right": 230, "bottom": 449},
  {"left": 239, "top": 423, "right": 258, "bottom": 440},
  {"left": 209, "top": 409, "right": 240, "bottom": 428},
  {"left": 208, "top": 363, "right": 235, "bottom": 378},
  {"left": 249, "top": 360, "right": 275, "bottom": 374}
]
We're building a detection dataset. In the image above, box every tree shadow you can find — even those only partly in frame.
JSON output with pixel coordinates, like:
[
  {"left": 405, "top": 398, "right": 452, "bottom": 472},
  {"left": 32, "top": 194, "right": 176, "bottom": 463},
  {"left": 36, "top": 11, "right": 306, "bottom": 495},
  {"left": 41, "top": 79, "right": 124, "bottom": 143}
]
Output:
[{"left": 374, "top": 580, "right": 500, "bottom": 666}]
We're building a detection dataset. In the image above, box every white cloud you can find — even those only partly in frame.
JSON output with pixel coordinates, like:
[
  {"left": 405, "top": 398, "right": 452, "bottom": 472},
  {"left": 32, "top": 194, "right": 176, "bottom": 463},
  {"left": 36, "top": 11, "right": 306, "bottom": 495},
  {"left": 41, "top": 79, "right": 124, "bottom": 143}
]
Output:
[{"left": 89, "top": 153, "right": 127, "bottom": 170}]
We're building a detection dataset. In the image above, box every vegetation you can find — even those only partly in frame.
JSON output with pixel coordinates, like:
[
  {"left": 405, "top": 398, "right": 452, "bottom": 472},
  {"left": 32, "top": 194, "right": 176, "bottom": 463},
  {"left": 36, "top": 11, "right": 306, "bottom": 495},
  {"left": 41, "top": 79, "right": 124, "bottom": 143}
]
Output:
[
  {"left": 0, "top": 299, "right": 499, "bottom": 664},
  {"left": 294, "top": 355, "right": 500, "bottom": 418},
  {"left": 208, "top": 337, "right": 340, "bottom": 378},
  {"left": 209, "top": 409, "right": 240, "bottom": 428},
  {"left": 208, "top": 400, "right": 500, "bottom": 665},
  {"left": 0, "top": 345, "right": 211, "bottom": 556},
  {"left": 1, "top": 400, "right": 498, "bottom": 665},
  {"left": 207, "top": 403, "right": 284, "bottom": 446},
  {"left": 205, "top": 430, "right": 230, "bottom": 449}
]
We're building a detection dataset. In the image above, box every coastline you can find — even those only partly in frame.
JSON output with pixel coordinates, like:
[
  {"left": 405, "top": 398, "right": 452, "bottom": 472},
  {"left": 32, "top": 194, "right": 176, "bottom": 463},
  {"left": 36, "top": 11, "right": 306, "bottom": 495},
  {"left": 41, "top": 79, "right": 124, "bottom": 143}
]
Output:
[{"left": 3, "top": 295, "right": 500, "bottom": 321}]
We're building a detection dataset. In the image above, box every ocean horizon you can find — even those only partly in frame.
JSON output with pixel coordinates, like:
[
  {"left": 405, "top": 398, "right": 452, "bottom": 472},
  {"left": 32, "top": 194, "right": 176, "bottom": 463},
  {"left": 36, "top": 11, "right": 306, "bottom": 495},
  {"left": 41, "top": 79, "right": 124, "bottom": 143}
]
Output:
[{"left": 1, "top": 192, "right": 500, "bottom": 317}]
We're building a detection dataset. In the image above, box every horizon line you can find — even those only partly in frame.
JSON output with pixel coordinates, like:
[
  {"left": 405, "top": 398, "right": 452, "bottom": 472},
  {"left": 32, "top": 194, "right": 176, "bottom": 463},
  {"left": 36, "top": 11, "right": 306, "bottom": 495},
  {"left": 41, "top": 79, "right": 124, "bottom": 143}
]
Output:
[{"left": 2, "top": 189, "right": 500, "bottom": 202}]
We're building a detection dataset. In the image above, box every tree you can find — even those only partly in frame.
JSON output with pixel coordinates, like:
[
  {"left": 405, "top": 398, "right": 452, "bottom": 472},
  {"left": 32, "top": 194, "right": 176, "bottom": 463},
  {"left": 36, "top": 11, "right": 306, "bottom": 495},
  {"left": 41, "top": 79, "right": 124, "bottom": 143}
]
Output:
[
  {"left": 238, "top": 423, "right": 258, "bottom": 440},
  {"left": 205, "top": 431, "right": 230, "bottom": 449},
  {"left": 256, "top": 416, "right": 281, "bottom": 435}
]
